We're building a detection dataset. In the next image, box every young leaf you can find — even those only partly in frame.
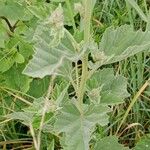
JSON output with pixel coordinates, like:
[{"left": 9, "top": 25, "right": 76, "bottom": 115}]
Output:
[
  {"left": 14, "top": 53, "right": 25, "bottom": 64},
  {"left": 54, "top": 84, "right": 70, "bottom": 107},
  {"left": 7, "top": 111, "right": 34, "bottom": 125},
  {"left": 24, "top": 97, "right": 54, "bottom": 129},
  {"left": 87, "top": 68, "right": 130, "bottom": 105},
  {"left": 54, "top": 103, "right": 111, "bottom": 150},
  {"left": 94, "top": 136, "right": 129, "bottom": 150},
  {"left": 27, "top": 3, "right": 54, "bottom": 20}
]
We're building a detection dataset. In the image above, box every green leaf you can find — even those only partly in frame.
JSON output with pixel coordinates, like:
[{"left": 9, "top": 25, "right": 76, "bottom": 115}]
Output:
[
  {"left": 134, "top": 135, "right": 150, "bottom": 150},
  {"left": 23, "top": 28, "right": 73, "bottom": 78},
  {"left": 23, "top": 97, "right": 54, "bottom": 114},
  {"left": 94, "top": 25, "right": 150, "bottom": 65},
  {"left": 3, "top": 65, "right": 32, "bottom": 93},
  {"left": 87, "top": 68, "right": 130, "bottom": 105},
  {"left": 23, "top": 25, "right": 80, "bottom": 78},
  {"left": 0, "top": 23, "right": 8, "bottom": 48},
  {"left": 14, "top": 53, "right": 25, "bottom": 64},
  {"left": 87, "top": 68, "right": 114, "bottom": 90},
  {"left": 100, "top": 92, "right": 124, "bottom": 105},
  {"left": 0, "top": 57, "right": 15, "bottom": 73},
  {"left": 94, "top": 136, "right": 129, "bottom": 150},
  {"left": 7, "top": 111, "right": 34, "bottom": 124},
  {"left": 0, "top": 52, "right": 15, "bottom": 73},
  {"left": 51, "top": 79, "right": 69, "bottom": 106},
  {"left": 0, "top": 1, "right": 32, "bottom": 21},
  {"left": 63, "top": 0, "right": 81, "bottom": 26},
  {"left": 0, "top": 47, "right": 26, "bottom": 73},
  {"left": 8, "top": 97, "right": 54, "bottom": 127},
  {"left": 55, "top": 103, "right": 111, "bottom": 150},
  {"left": 109, "top": 75, "right": 130, "bottom": 98},
  {"left": 23, "top": 5, "right": 85, "bottom": 78},
  {"left": 7, "top": 36, "right": 34, "bottom": 59},
  {"left": 27, "top": 77, "right": 49, "bottom": 98},
  {"left": 23, "top": 97, "right": 54, "bottom": 128},
  {"left": 27, "top": 3, "right": 55, "bottom": 20}
]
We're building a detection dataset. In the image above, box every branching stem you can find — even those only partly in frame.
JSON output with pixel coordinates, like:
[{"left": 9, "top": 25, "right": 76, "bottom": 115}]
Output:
[{"left": 0, "top": 16, "right": 19, "bottom": 32}]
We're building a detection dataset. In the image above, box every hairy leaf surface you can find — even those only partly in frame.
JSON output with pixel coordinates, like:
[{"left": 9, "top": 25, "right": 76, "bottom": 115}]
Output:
[
  {"left": 94, "top": 136, "right": 129, "bottom": 150},
  {"left": 23, "top": 24, "right": 80, "bottom": 78},
  {"left": 87, "top": 68, "right": 130, "bottom": 105},
  {"left": 55, "top": 103, "right": 111, "bottom": 150},
  {"left": 93, "top": 25, "right": 150, "bottom": 65}
]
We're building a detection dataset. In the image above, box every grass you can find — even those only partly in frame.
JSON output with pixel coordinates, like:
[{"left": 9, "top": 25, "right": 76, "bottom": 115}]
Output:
[{"left": 93, "top": 0, "right": 150, "bottom": 148}]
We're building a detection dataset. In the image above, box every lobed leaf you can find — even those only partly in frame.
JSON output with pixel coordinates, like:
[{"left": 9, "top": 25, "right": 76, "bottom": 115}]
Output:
[
  {"left": 87, "top": 68, "right": 130, "bottom": 105},
  {"left": 55, "top": 103, "right": 111, "bottom": 150},
  {"left": 92, "top": 25, "right": 150, "bottom": 66}
]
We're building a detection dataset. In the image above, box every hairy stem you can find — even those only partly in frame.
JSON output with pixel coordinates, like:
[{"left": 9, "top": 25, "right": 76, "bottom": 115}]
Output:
[{"left": 77, "top": 0, "right": 93, "bottom": 112}]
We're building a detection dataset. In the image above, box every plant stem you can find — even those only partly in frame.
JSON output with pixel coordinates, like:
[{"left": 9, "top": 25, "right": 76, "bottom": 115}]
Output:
[
  {"left": 0, "top": 16, "right": 19, "bottom": 32},
  {"left": 78, "top": 56, "right": 88, "bottom": 107},
  {"left": 30, "top": 124, "right": 38, "bottom": 150},
  {"left": 37, "top": 76, "right": 55, "bottom": 150},
  {"left": 46, "top": 76, "right": 56, "bottom": 99},
  {"left": 75, "top": 61, "right": 79, "bottom": 94},
  {"left": 83, "top": 0, "right": 92, "bottom": 42},
  {"left": 77, "top": 0, "right": 93, "bottom": 112},
  {"left": 65, "top": 0, "right": 76, "bottom": 32}
]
